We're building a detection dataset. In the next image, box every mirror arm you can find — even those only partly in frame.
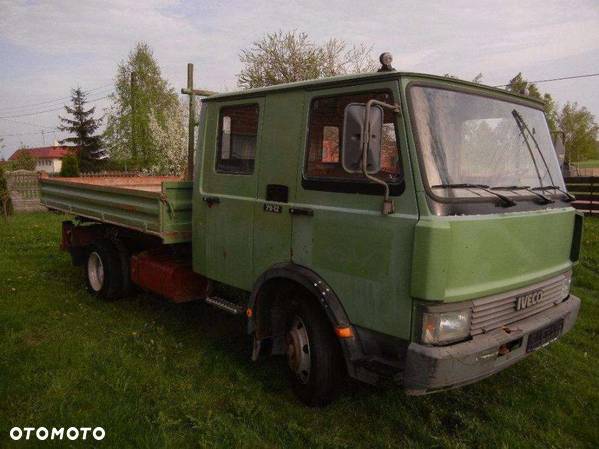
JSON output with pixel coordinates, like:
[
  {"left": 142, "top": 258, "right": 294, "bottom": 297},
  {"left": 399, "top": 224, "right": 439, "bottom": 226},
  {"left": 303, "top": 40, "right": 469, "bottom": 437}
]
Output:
[{"left": 362, "top": 99, "right": 401, "bottom": 215}]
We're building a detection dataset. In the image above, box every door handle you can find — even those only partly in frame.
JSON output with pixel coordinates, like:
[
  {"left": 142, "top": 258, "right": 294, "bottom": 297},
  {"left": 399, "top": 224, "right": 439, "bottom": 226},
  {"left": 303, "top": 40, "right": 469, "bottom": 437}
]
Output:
[
  {"left": 289, "top": 207, "right": 313, "bottom": 217},
  {"left": 203, "top": 196, "right": 220, "bottom": 207},
  {"left": 266, "top": 184, "right": 289, "bottom": 203}
]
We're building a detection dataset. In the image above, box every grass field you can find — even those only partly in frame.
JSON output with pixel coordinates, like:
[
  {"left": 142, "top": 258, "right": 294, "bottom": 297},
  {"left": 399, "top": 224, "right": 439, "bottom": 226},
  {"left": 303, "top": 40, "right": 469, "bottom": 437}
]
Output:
[
  {"left": 573, "top": 159, "right": 599, "bottom": 169},
  {"left": 1, "top": 212, "right": 598, "bottom": 449}
]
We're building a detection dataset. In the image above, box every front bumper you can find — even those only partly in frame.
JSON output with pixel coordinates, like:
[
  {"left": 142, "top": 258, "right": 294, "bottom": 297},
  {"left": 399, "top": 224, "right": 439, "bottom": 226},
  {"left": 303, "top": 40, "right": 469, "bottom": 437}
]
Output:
[{"left": 403, "top": 295, "right": 581, "bottom": 395}]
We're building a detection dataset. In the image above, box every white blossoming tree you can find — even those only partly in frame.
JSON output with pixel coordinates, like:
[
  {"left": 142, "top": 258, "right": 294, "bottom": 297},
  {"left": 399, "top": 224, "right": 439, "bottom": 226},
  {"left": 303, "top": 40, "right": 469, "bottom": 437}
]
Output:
[{"left": 146, "top": 100, "right": 187, "bottom": 175}]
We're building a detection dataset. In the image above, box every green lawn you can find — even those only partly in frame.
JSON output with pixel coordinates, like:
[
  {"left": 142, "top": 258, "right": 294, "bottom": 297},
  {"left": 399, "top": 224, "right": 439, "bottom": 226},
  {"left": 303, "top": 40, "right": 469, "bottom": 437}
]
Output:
[
  {"left": 1, "top": 212, "right": 598, "bottom": 449},
  {"left": 573, "top": 159, "right": 599, "bottom": 168}
]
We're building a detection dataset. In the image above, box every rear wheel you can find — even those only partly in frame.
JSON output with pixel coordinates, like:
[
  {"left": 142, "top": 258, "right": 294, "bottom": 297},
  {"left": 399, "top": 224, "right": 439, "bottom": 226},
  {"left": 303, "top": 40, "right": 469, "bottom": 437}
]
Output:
[
  {"left": 286, "top": 299, "right": 343, "bottom": 406},
  {"left": 114, "top": 239, "right": 133, "bottom": 297},
  {"left": 84, "top": 240, "right": 123, "bottom": 300}
]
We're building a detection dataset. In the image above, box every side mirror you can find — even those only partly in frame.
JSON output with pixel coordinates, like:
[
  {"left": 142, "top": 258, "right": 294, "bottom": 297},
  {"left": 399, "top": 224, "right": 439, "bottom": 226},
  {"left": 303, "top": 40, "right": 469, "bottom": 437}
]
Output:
[{"left": 341, "top": 103, "right": 383, "bottom": 174}]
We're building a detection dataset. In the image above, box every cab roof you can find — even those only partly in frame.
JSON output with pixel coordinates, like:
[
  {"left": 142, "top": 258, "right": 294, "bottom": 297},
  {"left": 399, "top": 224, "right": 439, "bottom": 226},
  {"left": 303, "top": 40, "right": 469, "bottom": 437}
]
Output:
[{"left": 202, "top": 71, "right": 545, "bottom": 107}]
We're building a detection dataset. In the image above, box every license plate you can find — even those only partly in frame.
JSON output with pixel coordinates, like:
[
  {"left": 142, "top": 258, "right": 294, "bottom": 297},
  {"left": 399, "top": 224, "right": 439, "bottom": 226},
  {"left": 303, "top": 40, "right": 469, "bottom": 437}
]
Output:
[{"left": 526, "top": 319, "right": 564, "bottom": 352}]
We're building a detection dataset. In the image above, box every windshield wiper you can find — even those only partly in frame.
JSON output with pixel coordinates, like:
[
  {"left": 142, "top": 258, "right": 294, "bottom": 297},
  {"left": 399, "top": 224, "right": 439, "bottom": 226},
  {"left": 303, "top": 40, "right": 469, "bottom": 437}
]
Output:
[
  {"left": 432, "top": 183, "right": 516, "bottom": 207},
  {"left": 532, "top": 185, "right": 576, "bottom": 202},
  {"left": 491, "top": 185, "right": 554, "bottom": 204},
  {"left": 511, "top": 110, "right": 571, "bottom": 202}
]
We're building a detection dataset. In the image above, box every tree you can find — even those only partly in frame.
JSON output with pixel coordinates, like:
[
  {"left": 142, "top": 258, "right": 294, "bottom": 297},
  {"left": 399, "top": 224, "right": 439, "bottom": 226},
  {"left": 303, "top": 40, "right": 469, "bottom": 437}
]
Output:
[
  {"left": 103, "top": 42, "right": 182, "bottom": 172},
  {"left": 443, "top": 73, "right": 484, "bottom": 83},
  {"left": 506, "top": 73, "right": 558, "bottom": 132},
  {"left": 0, "top": 164, "right": 13, "bottom": 218},
  {"left": 60, "top": 155, "right": 80, "bottom": 177},
  {"left": 146, "top": 99, "right": 187, "bottom": 175},
  {"left": 58, "top": 88, "right": 104, "bottom": 172},
  {"left": 472, "top": 73, "right": 483, "bottom": 84},
  {"left": 11, "top": 150, "right": 37, "bottom": 171},
  {"left": 237, "top": 30, "right": 377, "bottom": 89},
  {"left": 558, "top": 102, "right": 599, "bottom": 164},
  {"left": 506, "top": 73, "right": 599, "bottom": 164}
]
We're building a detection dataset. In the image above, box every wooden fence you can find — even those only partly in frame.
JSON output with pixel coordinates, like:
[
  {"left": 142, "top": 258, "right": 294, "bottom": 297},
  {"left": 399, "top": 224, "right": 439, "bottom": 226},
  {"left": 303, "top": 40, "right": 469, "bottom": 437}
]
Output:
[
  {"left": 5, "top": 170, "right": 45, "bottom": 213},
  {"left": 81, "top": 171, "right": 142, "bottom": 177},
  {"left": 565, "top": 177, "right": 599, "bottom": 216},
  {"left": 566, "top": 167, "right": 599, "bottom": 177},
  {"left": 49, "top": 170, "right": 142, "bottom": 178}
]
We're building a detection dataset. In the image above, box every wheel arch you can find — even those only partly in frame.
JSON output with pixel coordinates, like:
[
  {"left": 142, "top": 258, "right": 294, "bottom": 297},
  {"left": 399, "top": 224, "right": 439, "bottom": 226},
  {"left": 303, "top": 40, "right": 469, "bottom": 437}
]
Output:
[
  {"left": 248, "top": 263, "right": 365, "bottom": 377},
  {"left": 248, "top": 263, "right": 349, "bottom": 331}
]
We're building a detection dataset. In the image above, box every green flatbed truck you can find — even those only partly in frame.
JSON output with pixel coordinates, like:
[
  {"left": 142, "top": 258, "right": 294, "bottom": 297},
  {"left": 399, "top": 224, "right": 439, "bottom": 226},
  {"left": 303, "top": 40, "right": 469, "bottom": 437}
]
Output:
[{"left": 41, "top": 65, "right": 583, "bottom": 406}]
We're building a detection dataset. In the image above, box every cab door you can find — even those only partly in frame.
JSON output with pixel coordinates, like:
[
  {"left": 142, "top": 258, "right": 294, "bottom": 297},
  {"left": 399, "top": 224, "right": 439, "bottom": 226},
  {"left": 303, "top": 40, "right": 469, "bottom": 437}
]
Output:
[
  {"left": 198, "top": 98, "right": 264, "bottom": 291},
  {"left": 291, "top": 82, "right": 419, "bottom": 339}
]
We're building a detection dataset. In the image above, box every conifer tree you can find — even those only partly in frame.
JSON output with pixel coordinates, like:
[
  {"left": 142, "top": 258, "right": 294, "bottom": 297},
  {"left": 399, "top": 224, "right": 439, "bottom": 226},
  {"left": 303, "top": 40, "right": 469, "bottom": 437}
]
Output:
[{"left": 58, "top": 88, "right": 104, "bottom": 172}]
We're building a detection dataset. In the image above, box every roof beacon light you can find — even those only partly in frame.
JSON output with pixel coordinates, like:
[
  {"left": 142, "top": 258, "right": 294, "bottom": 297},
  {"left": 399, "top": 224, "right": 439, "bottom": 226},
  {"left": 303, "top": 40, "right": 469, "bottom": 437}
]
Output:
[{"left": 378, "top": 52, "right": 395, "bottom": 72}]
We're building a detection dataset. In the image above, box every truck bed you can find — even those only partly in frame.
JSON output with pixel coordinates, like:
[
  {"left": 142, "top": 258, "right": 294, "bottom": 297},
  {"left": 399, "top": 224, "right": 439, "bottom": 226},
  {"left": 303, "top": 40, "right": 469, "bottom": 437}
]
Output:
[{"left": 40, "top": 176, "right": 192, "bottom": 244}]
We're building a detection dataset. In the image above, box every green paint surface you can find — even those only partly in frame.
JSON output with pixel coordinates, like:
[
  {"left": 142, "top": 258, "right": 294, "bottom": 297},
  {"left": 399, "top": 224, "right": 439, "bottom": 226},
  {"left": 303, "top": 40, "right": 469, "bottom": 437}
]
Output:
[
  {"left": 252, "top": 91, "right": 303, "bottom": 278},
  {"left": 40, "top": 71, "right": 578, "bottom": 344},
  {"left": 195, "top": 97, "right": 264, "bottom": 290},
  {"left": 40, "top": 178, "right": 192, "bottom": 244},
  {"left": 193, "top": 73, "right": 577, "bottom": 340},
  {"left": 290, "top": 81, "right": 419, "bottom": 339},
  {"left": 411, "top": 208, "right": 576, "bottom": 301}
]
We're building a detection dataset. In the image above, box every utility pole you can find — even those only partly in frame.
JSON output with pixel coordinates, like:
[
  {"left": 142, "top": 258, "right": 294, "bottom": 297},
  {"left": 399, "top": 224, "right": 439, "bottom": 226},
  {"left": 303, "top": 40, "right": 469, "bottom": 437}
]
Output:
[
  {"left": 131, "top": 71, "right": 137, "bottom": 168},
  {"left": 181, "top": 63, "right": 216, "bottom": 181},
  {"left": 185, "top": 64, "right": 194, "bottom": 181}
]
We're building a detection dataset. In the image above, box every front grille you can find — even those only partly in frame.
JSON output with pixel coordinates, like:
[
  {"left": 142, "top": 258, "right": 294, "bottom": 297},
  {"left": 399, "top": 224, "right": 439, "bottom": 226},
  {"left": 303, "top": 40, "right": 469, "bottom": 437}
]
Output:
[{"left": 470, "top": 273, "right": 569, "bottom": 335}]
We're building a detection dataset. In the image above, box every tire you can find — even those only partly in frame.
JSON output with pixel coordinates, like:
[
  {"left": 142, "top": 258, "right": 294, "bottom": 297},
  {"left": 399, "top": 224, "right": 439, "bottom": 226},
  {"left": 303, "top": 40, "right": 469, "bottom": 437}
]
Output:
[
  {"left": 286, "top": 298, "right": 343, "bottom": 407},
  {"left": 113, "top": 239, "right": 133, "bottom": 297},
  {"left": 84, "top": 240, "right": 123, "bottom": 300}
]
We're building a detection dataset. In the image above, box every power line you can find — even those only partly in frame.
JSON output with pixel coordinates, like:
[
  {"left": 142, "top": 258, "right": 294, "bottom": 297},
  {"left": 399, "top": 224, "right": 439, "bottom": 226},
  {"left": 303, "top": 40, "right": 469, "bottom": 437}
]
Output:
[
  {"left": 0, "top": 84, "right": 112, "bottom": 111},
  {"left": 0, "top": 95, "right": 111, "bottom": 119},
  {"left": 0, "top": 88, "right": 112, "bottom": 115},
  {"left": 493, "top": 72, "right": 599, "bottom": 88},
  {"left": 0, "top": 130, "right": 58, "bottom": 137},
  {"left": 0, "top": 83, "right": 113, "bottom": 113},
  {"left": 0, "top": 117, "right": 57, "bottom": 130}
]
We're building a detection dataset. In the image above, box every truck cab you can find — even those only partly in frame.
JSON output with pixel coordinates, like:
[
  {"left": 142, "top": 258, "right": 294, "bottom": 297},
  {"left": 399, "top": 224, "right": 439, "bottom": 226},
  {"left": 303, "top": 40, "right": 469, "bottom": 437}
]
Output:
[
  {"left": 192, "top": 71, "right": 581, "bottom": 402},
  {"left": 46, "top": 69, "right": 582, "bottom": 406}
]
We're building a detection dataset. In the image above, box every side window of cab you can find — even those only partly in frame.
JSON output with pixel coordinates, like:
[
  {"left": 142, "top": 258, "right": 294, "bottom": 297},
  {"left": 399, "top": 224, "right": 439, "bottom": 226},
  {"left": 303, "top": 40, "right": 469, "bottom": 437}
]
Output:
[
  {"left": 304, "top": 91, "right": 402, "bottom": 187},
  {"left": 216, "top": 104, "right": 259, "bottom": 174}
]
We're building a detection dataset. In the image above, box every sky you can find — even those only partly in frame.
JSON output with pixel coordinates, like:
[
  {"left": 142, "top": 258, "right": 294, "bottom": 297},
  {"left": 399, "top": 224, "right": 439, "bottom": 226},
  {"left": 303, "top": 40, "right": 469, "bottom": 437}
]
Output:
[{"left": 1, "top": 0, "right": 598, "bottom": 159}]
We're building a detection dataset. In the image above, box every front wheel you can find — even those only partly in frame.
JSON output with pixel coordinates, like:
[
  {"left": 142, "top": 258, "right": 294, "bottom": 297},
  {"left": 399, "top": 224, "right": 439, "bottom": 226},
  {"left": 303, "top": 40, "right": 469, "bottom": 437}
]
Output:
[{"left": 286, "top": 299, "right": 343, "bottom": 406}]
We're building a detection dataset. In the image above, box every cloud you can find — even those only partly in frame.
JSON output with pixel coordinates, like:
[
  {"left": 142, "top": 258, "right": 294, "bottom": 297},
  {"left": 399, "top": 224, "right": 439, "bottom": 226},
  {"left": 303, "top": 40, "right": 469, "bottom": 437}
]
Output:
[{"left": 1, "top": 0, "right": 598, "bottom": 157}]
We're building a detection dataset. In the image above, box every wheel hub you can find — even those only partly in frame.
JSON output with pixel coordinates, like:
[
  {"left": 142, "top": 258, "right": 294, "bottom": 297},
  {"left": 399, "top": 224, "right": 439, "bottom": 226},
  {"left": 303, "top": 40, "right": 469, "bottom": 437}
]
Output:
[
  {"left": 286, "top": 315, "right": 311, "bottom": 384},
  {"left": 87, "top": 251, "right": 104, "bottom": 292}
]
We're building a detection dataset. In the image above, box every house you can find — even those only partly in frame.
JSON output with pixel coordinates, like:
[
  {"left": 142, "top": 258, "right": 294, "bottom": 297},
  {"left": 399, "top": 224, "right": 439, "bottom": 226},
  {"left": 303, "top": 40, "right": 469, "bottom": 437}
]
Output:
[{"left": 8, "top": 142, "right": 78, "bottom": 174}]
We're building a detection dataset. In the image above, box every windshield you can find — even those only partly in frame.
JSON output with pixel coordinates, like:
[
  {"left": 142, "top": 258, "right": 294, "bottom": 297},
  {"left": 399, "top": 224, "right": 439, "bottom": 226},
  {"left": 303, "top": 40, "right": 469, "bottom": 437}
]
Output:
[{"left": 409, "top": 86, "right": 566, "bottom": 199}]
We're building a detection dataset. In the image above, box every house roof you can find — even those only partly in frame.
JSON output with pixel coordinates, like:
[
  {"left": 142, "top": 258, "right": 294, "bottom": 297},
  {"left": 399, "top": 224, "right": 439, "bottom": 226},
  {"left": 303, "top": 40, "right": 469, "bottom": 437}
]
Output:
[{"left": 8, "top": 145, "right": 78, "bottom": 161}]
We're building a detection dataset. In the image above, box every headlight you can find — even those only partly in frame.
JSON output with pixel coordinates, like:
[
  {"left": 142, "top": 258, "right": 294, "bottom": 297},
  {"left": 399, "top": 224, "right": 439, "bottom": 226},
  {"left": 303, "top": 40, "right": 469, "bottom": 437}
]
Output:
[{"left": 422, "top": 309, "right": 471, "bottom": 345}]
